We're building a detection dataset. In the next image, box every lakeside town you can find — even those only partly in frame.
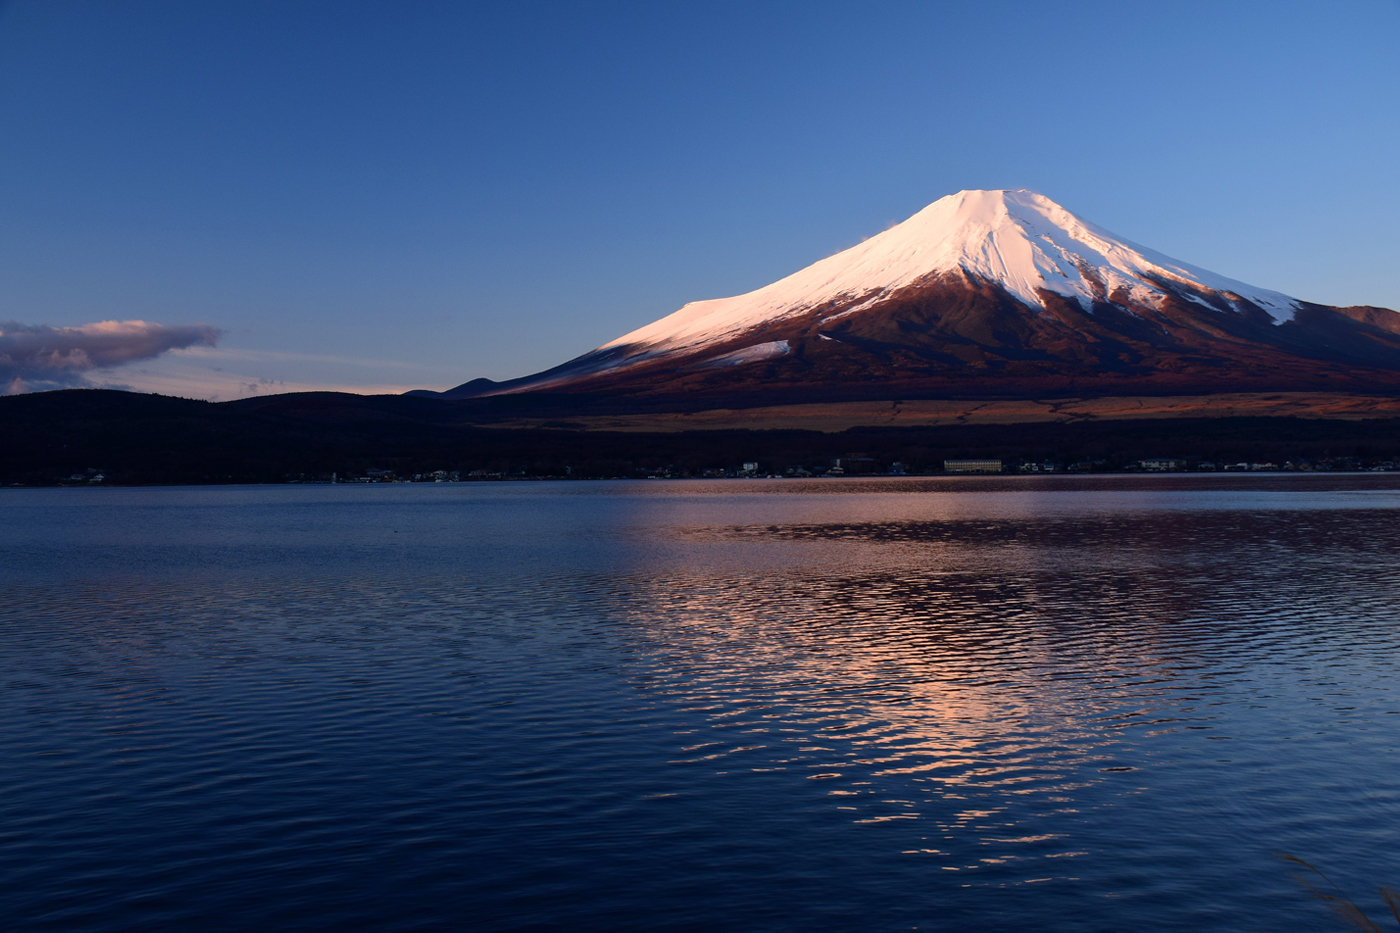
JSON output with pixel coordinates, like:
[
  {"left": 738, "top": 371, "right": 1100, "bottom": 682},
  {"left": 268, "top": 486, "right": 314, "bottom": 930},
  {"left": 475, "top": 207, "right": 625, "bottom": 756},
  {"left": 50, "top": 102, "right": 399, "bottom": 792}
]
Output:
[
  {"left": 40, "top": 454, "right": 1400, "bottom": 487},
  {"left": 282, "top": 455, "right": 1400, "bottom": 483}
]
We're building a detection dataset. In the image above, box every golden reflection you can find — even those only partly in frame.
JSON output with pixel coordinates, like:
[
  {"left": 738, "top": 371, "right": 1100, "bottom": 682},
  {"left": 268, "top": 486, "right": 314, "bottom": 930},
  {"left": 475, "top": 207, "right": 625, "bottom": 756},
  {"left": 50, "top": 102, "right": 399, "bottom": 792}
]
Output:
[{"left": 610, "top": 494, "right": 1292, "bottom": 878}]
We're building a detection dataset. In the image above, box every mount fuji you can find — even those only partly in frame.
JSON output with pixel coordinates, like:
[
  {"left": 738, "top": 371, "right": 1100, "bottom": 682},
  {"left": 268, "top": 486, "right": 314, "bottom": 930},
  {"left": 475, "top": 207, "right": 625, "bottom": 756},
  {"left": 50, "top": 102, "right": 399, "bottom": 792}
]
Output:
[{"left": 423, "top": 190, "right": 1400, "bottom": 405}]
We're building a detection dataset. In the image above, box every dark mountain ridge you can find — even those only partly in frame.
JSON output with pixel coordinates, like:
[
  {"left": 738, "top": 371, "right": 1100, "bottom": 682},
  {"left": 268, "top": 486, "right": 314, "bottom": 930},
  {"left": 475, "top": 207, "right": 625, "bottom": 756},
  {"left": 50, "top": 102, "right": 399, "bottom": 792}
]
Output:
[{"left": 6, "top": 388, "right": 1400, "bottom": 486}]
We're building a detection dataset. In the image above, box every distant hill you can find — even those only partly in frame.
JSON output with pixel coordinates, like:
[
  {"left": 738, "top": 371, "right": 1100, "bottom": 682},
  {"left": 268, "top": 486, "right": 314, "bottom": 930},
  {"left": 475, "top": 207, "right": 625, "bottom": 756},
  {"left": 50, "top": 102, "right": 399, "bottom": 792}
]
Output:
[{"left": 6, "top": 388, "right": 1400, "bottom": 485}]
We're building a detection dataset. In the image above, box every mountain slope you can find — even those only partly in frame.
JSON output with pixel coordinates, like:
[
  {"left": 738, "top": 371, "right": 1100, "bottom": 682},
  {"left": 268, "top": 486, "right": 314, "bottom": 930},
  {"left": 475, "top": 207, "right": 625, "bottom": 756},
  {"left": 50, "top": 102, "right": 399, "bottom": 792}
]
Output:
[{"left": 428, "top": 190, "right": 1400, "bottom": 403}]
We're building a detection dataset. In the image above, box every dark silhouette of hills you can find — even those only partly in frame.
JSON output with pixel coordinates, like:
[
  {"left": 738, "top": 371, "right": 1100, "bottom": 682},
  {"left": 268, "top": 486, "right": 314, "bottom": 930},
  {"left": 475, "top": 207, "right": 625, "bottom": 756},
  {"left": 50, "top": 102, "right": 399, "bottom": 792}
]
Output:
[{"left": 6, "top": 388, "right": 1400, "bottom": 485}]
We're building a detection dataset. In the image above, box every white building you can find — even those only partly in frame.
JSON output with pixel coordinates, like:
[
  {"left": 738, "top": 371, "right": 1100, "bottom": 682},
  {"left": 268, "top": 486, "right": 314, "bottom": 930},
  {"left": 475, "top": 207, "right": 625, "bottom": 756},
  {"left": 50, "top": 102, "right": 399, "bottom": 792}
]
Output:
[{"left": 944, "top": 459, "right": 1002, "bottom": 474}]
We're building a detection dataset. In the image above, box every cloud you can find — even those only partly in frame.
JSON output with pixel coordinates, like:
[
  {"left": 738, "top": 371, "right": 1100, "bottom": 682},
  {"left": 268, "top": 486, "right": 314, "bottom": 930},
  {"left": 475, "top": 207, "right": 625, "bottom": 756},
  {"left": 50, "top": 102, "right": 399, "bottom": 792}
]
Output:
[{"left": 1, "top": 320, "right": 222, "bottom": 394}]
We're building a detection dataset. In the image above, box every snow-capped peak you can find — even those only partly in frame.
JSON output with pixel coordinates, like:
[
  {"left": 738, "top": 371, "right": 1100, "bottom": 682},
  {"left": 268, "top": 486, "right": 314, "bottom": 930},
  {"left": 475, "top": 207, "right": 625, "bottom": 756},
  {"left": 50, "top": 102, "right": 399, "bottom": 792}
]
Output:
[{"left": 601, "top": 189, "right": 1298, "bottom": 360}]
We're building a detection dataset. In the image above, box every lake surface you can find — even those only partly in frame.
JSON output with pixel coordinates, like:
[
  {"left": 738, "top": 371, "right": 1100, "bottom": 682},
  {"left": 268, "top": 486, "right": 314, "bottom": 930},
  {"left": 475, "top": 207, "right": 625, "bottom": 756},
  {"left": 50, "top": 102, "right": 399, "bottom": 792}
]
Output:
[{"left": 3, "top": 475, "right": 1399, "bottom": 931}]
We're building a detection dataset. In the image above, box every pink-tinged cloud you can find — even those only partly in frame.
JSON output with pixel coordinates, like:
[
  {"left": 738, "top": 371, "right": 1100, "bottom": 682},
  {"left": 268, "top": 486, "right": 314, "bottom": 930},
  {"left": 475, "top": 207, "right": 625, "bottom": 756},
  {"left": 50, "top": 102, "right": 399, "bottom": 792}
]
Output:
[{"left": 1, "top": 320, "right": 222, "bottom": 394}]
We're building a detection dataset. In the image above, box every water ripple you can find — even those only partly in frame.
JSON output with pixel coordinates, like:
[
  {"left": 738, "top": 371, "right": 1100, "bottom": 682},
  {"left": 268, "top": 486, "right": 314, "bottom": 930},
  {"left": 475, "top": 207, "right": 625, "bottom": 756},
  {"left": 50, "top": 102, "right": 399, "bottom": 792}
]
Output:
[{"left": 1, "top": 477, "right": 1399, "bottom": 930}]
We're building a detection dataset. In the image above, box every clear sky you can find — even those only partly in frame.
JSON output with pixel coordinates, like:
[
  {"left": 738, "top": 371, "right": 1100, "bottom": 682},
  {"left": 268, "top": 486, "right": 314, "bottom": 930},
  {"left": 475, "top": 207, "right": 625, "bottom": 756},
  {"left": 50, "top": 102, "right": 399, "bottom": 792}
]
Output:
[{"left": 2, "top": 0, "right": 1398, "bottom": 398}]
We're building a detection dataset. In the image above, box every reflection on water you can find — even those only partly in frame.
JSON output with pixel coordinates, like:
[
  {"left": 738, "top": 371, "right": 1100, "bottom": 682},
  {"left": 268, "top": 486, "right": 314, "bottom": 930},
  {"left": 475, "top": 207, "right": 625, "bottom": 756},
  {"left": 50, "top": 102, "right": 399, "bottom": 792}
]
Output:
[{"left": 2, "top": 476, "right": 1399, "bottom": 931}]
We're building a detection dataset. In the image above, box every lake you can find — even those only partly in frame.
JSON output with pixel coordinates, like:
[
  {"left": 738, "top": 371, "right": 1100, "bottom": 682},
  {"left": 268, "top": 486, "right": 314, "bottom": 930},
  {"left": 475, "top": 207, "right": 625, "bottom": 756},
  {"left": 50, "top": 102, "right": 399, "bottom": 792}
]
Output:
[{"left": 2, "top": 475, "right": 1399, "bottom": 931}]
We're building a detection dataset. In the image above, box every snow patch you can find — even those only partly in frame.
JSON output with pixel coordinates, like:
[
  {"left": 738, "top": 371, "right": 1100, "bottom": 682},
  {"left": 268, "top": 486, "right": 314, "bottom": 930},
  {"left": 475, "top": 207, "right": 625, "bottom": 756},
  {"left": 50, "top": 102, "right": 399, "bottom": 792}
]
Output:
[{"left": 693, "top": 339, "right": 790, "bottom": 369}]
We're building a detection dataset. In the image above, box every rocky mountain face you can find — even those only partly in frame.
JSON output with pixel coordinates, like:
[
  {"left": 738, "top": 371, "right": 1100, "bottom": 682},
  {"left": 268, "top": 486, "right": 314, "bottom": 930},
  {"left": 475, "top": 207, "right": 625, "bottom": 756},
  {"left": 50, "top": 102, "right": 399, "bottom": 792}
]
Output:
[{"left": 425, "top": 190, "right": 1400, "bottom": 404}]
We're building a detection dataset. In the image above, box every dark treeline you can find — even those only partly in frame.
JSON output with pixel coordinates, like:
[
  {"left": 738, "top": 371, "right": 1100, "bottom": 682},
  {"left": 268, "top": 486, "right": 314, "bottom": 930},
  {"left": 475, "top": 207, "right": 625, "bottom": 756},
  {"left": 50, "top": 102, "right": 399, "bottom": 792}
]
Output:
[{"left": 4, "top": 389, "right": 1400, "bottom": 485}]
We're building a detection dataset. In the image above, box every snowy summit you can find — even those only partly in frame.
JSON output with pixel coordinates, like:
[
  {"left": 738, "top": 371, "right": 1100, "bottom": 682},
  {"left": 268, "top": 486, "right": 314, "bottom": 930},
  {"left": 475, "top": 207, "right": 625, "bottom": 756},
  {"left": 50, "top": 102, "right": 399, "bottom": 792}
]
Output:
[
  {"left": 605, "top": 190, "right": 1296, "bottom": 361},
  {"left": 426, "top": 190, "right": 1400, "bottom": 402}
]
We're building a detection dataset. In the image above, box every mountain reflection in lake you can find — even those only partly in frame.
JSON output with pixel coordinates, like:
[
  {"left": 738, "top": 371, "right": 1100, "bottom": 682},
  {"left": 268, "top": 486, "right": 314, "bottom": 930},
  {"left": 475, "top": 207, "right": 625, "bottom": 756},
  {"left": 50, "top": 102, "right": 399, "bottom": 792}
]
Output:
[{"left": 2, "top": 476, "right": 1399, "bottom": 931}]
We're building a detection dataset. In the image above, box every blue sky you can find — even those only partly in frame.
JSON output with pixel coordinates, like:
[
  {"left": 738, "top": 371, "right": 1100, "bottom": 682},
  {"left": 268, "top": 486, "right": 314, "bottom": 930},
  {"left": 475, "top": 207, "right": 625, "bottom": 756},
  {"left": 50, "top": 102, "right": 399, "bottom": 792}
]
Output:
[{"left": 2, "top": 0, "right": 1398, "bottom": 398}]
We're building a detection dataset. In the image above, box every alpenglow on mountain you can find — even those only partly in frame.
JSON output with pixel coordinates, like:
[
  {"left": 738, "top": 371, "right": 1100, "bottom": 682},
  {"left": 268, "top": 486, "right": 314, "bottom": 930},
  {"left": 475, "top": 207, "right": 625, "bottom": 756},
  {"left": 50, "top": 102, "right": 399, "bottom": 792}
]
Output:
[{"left": 424, "top": 190, "right": 1400, "bottom": 404}]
